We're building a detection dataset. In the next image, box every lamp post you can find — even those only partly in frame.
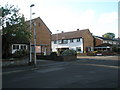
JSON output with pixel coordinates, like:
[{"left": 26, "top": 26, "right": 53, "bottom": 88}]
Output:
[
  {"left": 29, "top": 4, "right": 35, "bottom": 65},
  {"left": 57, "top": 30, "right": 59, "bottom": 55},
  {"left": 33, "top": 22, "right": 37, "bottom": 66}
]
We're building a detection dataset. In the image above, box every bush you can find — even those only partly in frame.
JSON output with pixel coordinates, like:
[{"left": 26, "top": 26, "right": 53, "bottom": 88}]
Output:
[
  {"left": 118, "top": 48, "right": 120, "bottom": 54},
  {"left": 12, "top": 49, "right": 29, "bottom": 58},
  {"left": 112, "top": 47, "right": 118, "bottom": 52},
  {"left": 60, "top": 49, "right": 77, "bottom": 56},
  {"left": 92, "top": 51, "right": 98, "bottom": 53},
  {"left": 50, "top": 52, "right": 57, "bottom": 56}
]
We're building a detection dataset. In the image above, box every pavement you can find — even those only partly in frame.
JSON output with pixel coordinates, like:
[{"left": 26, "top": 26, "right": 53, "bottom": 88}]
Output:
[{"left": 2, "top": 59, "right": 70, "bottom": 75}]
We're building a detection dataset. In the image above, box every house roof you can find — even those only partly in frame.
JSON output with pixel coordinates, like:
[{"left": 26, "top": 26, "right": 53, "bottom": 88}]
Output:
[
  {"left": 52, "top": 29, "right": 91, "bottom": 40},
  {"left": 95, "top": 43, "right": 112, "bottom": 47},
  {"left": 94, "top": 36, "right": 118, "bottom": 41}
]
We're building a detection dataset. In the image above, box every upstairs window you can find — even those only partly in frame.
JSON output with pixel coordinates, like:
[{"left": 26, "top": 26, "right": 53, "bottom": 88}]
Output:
[
  {"left": 77, "top": 38, "right": 81, "bottom": 42},
  {"left": 58, "top": 40, "right": 62, "bottom": 44},
  {"left": 62, "top": 40, "right": 68, "bottom": 44},
  {"left": 54, "top": 40, "right": 57, "bottom": 44},
  {"left": 70, "top": 39, "right": 74, "bottom": 43}
]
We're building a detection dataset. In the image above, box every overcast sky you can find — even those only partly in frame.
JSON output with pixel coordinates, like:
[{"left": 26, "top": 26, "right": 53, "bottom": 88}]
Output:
[{"left": 1, "top": 0, "right": 119, "bottom": 37}]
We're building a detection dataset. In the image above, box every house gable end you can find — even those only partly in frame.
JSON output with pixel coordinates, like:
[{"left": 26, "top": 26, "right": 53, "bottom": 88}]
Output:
[{"left": 35, "top": 17, "right": 52, "bottom": 34}]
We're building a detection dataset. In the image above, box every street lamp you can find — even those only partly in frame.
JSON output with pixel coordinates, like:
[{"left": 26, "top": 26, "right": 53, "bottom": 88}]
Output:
[
  {"left": 57, "top": 30, "right": 59, "bottom": 55},
  {"left": 29, "top": 4, "right": 35, "bottom": 65},
  {"left": 30, "top": 4, "right": 35, "bottom": 7},
  {"left": 33, "top": 22, "right": 37, "bottom": 66}
]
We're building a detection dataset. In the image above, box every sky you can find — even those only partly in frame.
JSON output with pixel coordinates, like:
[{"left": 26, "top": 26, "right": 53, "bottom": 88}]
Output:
[{"left": 1, "top": 0, "right": 119, "bottom": 37}]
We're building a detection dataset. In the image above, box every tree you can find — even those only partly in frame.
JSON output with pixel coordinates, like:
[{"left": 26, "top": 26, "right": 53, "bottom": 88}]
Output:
[
  {"left": 102, "top": 32, "right": 115, "bottom": 39},
  {"left": 1, "top": 4, "right": 31, "bottom": 58},
  {"left": 1, "top": 4, "right": 31, "bottom": 39}
]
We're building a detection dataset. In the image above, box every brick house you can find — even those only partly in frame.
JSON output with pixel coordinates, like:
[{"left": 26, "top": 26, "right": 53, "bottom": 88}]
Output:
[
  {"left": 51, "top": 29, "right": 94, "bottom": 53},
  {"left": 2, "top": 17, "right": 52, "bottom": 58},
  {"left": 94, "top": 36, "right": 118, "bottom": 51},
  {"left": 27, "top": 17, "right": 52, "bottom": 55}
]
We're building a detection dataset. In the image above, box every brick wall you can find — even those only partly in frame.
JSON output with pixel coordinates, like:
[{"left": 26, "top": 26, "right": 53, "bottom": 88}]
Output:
[
  {"left": 82, "top": 30, "right": 94, "bottom": 52},
  {"left": 2, "top": 57, "right": 29, "bottom": 67},
  {"left": 30, "top": 17, "right": 52, "bottom": 55},
  {"left": 95, "top": 38, "right": 103, "bottom": 46}
]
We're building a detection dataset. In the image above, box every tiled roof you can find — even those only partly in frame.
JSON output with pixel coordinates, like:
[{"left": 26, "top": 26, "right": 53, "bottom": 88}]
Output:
[
  {"left": 95, "top": 43, "right": 112, "bottom": 47},
  {"left": 94, "top": 36, "right": 118, "bottom": 41},
  {"left": 52, "top": 29, "right": 90, "bottom": 40}
]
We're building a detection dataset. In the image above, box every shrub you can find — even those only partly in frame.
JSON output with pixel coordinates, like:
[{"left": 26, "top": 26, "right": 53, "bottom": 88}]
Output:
[
  {"left": 50, "top": 52, "right": 57, "bottom": 56},
  {"left": 118, "top": 48, "right": 120, "bottom": 54},
  {"left": 92, "top": 51, "right": 98, "bottom": 53},
  {"left": 60, "top": 49, "right": 77, "bottom": 56},
  {"left": 12, "top": 49, "right": 29, "bottom": 58},
  {"left": 40, "top": 53, "right": 44, "bottom": 56},
  {"left": 112, "top": 47, "right": 118, "bottom": 52}
]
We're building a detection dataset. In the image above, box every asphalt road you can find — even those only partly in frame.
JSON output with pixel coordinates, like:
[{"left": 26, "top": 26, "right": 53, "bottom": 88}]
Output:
[{"left": 2, "top": 56, "right": 119, "bottom": 88}]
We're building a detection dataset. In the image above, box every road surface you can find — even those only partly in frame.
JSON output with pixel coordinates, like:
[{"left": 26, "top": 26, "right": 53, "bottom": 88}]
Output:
[{"left": 2, "top": 56, "right": 119, "bottom": 88}]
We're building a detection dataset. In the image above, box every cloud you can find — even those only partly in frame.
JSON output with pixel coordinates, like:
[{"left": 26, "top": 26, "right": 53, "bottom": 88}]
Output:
[
  {"left": 77, "top": 9, "right": 95, "bottom": 27},
  {"left": 98, "top": 12, "right": 118, "bottom": 24},
  {"left": 39, "top": 7, "right": 95, "bottom": 33},
  {"left": 90, "top": 12, "right": 118, "bottom": 37}
]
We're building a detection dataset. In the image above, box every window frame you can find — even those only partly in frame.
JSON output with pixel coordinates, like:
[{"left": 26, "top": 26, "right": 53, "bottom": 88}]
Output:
[
  {"left": 54, "top": 40, "right": 57, "bottom": 44},
  {"left": 13, "top": 45, "right": 19, "bottom": 49},
  {"left": 76, "top": 47, "right": 81, "bottom": 52},
  {"left": 77, "top": 38, "right": 81, "bottom": 42},
  {"left": 62, "top": 39, "right": 68, "bottom": 44},
  {"left": 70, "top": 39, "right": 74, "bottom": 43}
]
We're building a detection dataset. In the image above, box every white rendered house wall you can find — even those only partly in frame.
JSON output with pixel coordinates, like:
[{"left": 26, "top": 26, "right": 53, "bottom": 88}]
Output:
[{"left": 52, "top": 38, "right": 83, "bottom": 53}]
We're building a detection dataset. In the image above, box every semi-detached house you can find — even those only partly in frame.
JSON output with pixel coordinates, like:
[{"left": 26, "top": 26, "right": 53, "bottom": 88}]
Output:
[{"left": 51, "top": 29, "right": 94, "bottom": 53}]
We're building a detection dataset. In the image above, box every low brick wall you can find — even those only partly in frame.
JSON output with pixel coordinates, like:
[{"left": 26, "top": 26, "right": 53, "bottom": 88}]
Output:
[
  {"left": 36, "top": 55, "right": 77, "bottom": 61},
  {"left": 87, "top": 52, "right": 117, "bottom": 56},
  {"left": 62, "top": 55, "right": 77, "bottom": 61},
  {"left": 77, "top": 52, "right": 117, "bottom": 56},
  {"left": 2, "top": 57, "right": 29, "bottom": 67},
  {"left": 77, "top": 53, "right": 87, "bottom": 56}
]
